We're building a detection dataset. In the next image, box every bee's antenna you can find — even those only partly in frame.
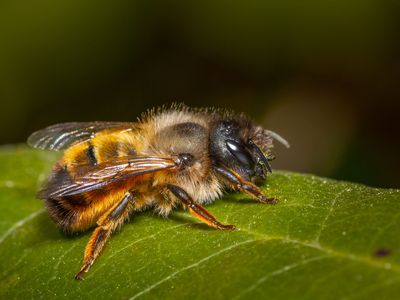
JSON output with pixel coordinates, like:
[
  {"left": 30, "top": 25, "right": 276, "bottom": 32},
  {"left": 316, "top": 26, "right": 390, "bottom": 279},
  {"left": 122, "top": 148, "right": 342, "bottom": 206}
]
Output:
[{"left": 265, "top": 130, "right": 290, "bottom": 148}]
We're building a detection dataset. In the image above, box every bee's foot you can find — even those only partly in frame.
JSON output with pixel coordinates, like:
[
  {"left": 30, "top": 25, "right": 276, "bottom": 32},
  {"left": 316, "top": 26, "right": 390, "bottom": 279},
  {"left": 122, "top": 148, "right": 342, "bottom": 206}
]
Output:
[
  {"left": 75, "top": 262, "right": 91, "bottom": 281},
  {"left": 260, "top": 196, "right": 278, "bottom": 205},
  {"left": 217, "top": 223, "right": 236, "bottom": 231}
]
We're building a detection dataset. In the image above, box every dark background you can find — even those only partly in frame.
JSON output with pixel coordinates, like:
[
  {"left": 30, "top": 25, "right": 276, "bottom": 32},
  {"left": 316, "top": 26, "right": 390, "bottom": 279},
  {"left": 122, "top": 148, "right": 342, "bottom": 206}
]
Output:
[{"left": 1, "top": 0, "right": 399, "bottom": 188}]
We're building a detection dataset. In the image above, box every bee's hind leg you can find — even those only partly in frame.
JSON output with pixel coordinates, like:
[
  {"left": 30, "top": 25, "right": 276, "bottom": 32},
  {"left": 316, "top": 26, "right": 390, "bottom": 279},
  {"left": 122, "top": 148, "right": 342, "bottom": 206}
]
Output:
[
  {"left": 167, "top": 184, "right": 236, "bottom": 230},
  {"left": 75, "top": 192, "right": 136, "bottom": 280},
  {"left": 214, "top": 166, "right": 277, "bottom": 204}
]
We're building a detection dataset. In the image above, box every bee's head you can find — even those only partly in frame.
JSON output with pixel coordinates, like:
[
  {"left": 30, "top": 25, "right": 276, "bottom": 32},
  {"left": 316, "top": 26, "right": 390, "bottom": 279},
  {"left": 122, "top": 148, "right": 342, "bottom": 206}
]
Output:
[{"left": 209, "top": 117, "right": 274, "bottom": 182}]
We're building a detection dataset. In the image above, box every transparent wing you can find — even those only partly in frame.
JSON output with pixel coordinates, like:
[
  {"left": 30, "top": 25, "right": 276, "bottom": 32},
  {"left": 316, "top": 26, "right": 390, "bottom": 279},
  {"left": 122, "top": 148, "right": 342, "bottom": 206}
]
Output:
[
  {"left": 40, "top": 156, "right": 179, "bottom": 198},
  {"left": 27, "top": 122, "right": 135, "bottom": 151}
]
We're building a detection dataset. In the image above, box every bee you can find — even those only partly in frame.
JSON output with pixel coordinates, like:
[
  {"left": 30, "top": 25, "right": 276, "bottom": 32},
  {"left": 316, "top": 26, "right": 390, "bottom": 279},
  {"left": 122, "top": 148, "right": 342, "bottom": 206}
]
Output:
[{"left": 27, "top": 105, "right": 289, "bottom": 280}]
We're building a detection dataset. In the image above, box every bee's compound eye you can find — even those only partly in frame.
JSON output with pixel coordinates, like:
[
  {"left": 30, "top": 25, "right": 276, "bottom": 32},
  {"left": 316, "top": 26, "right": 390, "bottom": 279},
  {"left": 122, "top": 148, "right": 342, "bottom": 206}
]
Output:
[
  {"left": 226, "top": 139, "right": 254, "bottom": 167},
  {"left": 177, "top": 153, "right": 194, "bottom": 168}
]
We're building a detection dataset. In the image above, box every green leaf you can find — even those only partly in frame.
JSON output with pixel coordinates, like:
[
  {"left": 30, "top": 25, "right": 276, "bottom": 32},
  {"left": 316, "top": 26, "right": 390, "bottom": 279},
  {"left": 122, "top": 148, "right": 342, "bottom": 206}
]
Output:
[{"left": 0, "top": 145, "right": 399, "bottom": 299}]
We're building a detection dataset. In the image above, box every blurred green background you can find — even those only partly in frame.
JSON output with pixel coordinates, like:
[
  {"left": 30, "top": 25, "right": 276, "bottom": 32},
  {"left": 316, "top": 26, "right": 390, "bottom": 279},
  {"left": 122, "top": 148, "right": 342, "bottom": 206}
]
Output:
[{"left": 0, "top": 0, "right": 399, "bottom": 188}]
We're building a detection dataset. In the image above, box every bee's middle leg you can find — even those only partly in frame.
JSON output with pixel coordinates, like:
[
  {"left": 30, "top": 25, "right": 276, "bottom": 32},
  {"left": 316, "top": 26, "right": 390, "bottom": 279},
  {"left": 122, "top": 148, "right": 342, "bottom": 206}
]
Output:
[
  {"left": 166, "top": 184, "right": 235, "bottom": 230},
  {"left": 75, "top": 191, "right": 136, "bottom": 280}
]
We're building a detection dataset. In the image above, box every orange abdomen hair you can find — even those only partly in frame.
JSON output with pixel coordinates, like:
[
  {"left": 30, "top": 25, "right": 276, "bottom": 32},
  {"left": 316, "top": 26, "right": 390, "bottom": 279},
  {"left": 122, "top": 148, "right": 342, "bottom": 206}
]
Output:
[{"left": 41, "top": 130, "right": 147, "bottom": 232}]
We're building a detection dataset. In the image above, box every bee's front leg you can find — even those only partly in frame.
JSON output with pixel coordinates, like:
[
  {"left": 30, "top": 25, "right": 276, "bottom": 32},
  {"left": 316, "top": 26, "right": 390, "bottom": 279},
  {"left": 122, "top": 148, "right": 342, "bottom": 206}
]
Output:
[
  {"left": 75, "top": 191, "right": 136, "bottom": 280},
  {"left": 167, "top": 184, "right": 236, "bottom": 230},
  {"left": 214, "top": 166, "right": 277, "bottom": 204}
]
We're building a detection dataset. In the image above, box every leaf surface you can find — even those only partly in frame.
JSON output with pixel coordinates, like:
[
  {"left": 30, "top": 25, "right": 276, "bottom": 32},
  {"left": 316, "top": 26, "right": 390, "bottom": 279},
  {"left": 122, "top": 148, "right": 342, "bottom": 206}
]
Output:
[{"left": 0, "top": 146, "right": 399, "bottom": 299}]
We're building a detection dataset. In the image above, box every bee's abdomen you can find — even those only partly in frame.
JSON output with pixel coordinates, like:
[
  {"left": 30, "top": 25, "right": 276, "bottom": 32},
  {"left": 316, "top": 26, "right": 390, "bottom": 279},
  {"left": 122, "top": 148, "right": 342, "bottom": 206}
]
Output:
[
  {"left": 62, "top": 131, "right": 139, "bottom": 169},
  {"left": 41, "top": 166, "right": 127, "bottom": 232},
  {"left": 42, "top": 131, "right": 140, "bottom": 232},
  {"left": 45, "top": 197, "right": 78, "bottom": 232},
  {"left": 86, "top": 144, "right": 98, "bottom": 165},
  {"left": 45, "top": 193, "right": 119, "bottom": 233},
  {"left": 92, "top": 131, "right": 139, "bottom": 161},
  {"left": 39, "top": 165, "right": 90, "bottom": 231}
]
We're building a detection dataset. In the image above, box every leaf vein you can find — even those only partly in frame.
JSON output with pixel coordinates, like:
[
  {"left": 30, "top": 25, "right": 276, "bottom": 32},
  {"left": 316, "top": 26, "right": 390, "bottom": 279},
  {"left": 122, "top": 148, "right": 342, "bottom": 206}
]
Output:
[
  {"left": 233, "top": 255, "right": 329, "bottom": 299},
  {"left": 313, "top": 189, "right": 347, "bottom": 244},
  {"left": 128, "top": 239, "right": 256, "bottom": 300},
  {"left": 0, "top": 208, "right": 45, "bottom": 245}
]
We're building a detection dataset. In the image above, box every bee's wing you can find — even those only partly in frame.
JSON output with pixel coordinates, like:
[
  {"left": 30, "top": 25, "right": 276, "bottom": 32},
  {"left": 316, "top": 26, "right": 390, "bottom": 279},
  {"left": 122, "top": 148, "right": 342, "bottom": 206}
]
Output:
[
  {"left": 27, "top": 122, "right": 135, "bottom": 151},
  {"left": 40, "top": 156, "right": 179, "bottom": 198}
]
